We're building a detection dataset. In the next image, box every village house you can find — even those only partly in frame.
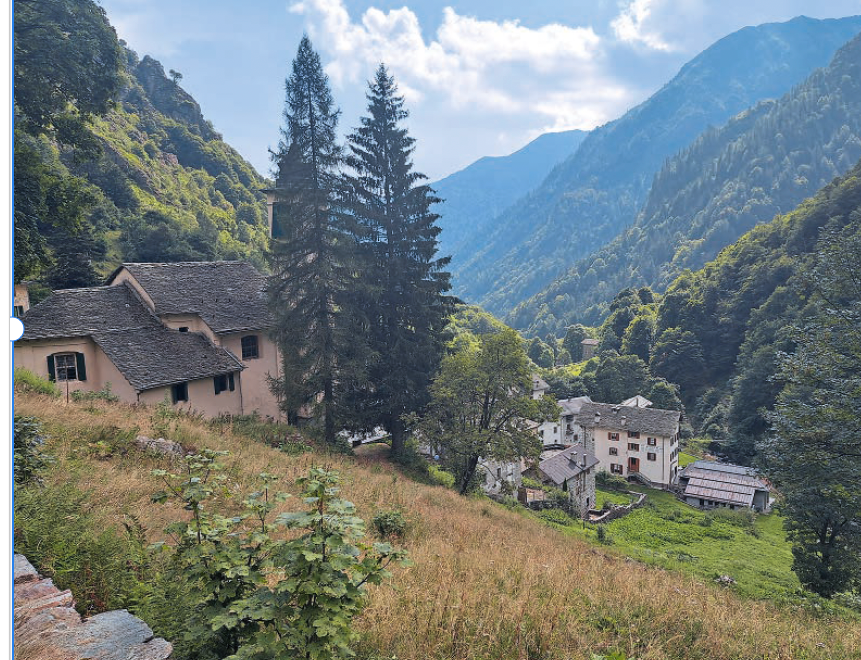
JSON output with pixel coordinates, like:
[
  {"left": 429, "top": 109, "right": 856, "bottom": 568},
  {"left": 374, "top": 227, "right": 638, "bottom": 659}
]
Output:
[
  {"left": 530, "top": 444, "right": 599, "bottom": 517},
  {"left": 14, "top": 282, "right": 31, "bottom": 318},
  {"left": 577, "top": 401, "right": 681, "bottom": 488},
  {"left": 581, "top": 337, "right": 599, "bottom": 361},
  {"left": 536, "top": 395, "right": 592, "bottom": 449},
  {"left": 677, "top": 460, "right": 771, "bottom": 512},
  {"left": 15, "top": 262, "right": 283, "bottom": 420}
]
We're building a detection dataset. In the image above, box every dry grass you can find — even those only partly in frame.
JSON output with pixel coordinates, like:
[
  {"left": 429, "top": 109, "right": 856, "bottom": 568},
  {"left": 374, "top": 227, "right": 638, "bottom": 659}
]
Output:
[{"left": 15, "top": 392, "right": 861, "bottom": 660}]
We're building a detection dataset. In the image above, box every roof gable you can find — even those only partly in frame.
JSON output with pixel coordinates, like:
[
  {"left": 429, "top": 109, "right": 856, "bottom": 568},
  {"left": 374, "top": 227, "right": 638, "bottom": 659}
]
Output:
[
  {"left": 539, "top": 444, "right": 599, "bottom": 486},
  {"left": 109, "top": 262, "right": 273, "bottom": 334}
]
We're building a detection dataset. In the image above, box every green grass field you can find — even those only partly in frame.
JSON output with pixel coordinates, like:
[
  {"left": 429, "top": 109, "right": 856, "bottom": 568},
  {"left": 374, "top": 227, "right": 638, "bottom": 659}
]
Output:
[
  {"left": 678, "top": 451, "right": 698, "bottom": 467},
  {"left": 554, "top": 487, "right": 803, "bottom": 603}
]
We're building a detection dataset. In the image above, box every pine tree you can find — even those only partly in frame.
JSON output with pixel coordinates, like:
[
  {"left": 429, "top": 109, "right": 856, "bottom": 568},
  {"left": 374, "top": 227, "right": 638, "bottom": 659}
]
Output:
[
  {"left": 268, "top": 36, "right": 366, "bottom": 447},
  {"left": 344, "top": 65, "right": 454, "bottom": 456}
]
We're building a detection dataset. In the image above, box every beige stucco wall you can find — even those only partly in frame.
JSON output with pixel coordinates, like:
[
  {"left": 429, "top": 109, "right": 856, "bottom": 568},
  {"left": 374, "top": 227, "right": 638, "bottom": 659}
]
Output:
[
  {"left": 14, "top": 338, "right": 137, "bottom": 402},
  {"left": 109, "top": 270, "right": 157, "bottom": 311},
  {"left": 159, "top": 314, "right": 219, "bottom": 342},
  {"left": 138, "top": 375, "right": 243, "bottom": 417},
  {"left": 14, "top": 283, "right": 31, "bottom": 314},
  {"left": 218, "top": 332, "right": 283, "bottom": 420},
  {"left": 591, "top": 426, "right": 678, "bottom": 487}
]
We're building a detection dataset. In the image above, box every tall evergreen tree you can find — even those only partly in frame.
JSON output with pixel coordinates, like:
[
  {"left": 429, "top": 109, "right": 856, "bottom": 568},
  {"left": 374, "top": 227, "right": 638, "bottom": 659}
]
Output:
[
  {"left": 344, "top": 65, "right": 454, "bottom": 455},
  {"left": 268, "top": 36, "right": 366, "bottom": 447}
]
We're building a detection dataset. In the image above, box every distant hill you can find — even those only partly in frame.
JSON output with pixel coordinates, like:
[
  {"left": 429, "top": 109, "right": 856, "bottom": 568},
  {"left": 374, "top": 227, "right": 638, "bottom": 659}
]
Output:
[
  {"left": 451, "top": 15, "right": 861, "bottom": 319},
  {"left": 513, "top": 29, "right": 861, "bottom": 333},
  {"left": 433, "top": 129, "right": 587, "bottom": 261}
]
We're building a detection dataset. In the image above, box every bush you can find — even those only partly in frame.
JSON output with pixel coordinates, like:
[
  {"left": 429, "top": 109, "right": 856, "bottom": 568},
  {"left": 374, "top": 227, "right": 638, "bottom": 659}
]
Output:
[
  {"left": 428, "top": 464, "right": 455, "bottom": 488},
  {"left": 14, "top": 368, "right": 59, "bottom": 397},
  {"left": 14, "top": 416, "right": 52, "bottom": 485},
  {"left": 596, "top": 525, "right": 612, "bottom": 545},
  {"left": 372, "top": 510, "right": 408, "bottom": 540},
  {"left": 596, "top": 471, "right": 629, "bottom": 491},
  {"left": 71, "top": 383, "right": 120, "bottom": 402},
  {"left": 14, "top": 483, "right": 148, "bottom": 615},
  {"left": 81, "top": 425, "right": 138, "bottom": 459}
]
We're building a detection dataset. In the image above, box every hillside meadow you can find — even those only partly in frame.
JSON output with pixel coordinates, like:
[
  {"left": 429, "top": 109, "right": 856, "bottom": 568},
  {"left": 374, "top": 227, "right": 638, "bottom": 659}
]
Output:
[{"left": 13, "top": 391, "right": 861, "bottom": 660}]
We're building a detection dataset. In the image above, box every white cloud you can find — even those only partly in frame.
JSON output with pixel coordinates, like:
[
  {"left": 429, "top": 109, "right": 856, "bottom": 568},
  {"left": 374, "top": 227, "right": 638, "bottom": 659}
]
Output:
[
  {"left": 611, "top": 0, "right": 675, "bottom": 51},
  {"left": 290, "top": 0, "right": 631, "bottom": 131}
]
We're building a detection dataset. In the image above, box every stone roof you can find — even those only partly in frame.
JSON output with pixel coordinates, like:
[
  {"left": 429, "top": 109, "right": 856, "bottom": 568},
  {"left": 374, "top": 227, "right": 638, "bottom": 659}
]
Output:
[
  {"left": 110, "top": 262, "right": 274, "bottom": 333},
  {"left": 581, "top": 338, "right": 599, "bottom": 345},
  {"left": 559, "top": 396, "right": 592, "bottom": 416},
  {"left": 532, "top": 374, "right": 550, "bottom": 392},
  {"left": 92, "top": 328, "right": 243, "bottom": 391},
  {"left": 20, "top": 283, "right": 243, "bottom": 392},
  {"left": 538, "top": 444, "right": 599, "bottom": 486},
  {"left": 20, "top": 283, "right": 161, "bottom": 340},
  {"left": 576, "top": 402, "right": 680, "bottom": 437}
]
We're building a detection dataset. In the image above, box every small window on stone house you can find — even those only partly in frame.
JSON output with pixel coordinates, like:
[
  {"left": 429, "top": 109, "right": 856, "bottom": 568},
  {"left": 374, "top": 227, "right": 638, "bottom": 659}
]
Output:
[
  {"left": 214, "top": 373, "right": 236, "bottom": 395},
  {"left": 241, "top": 335, "right": 260, "bottom": 360},
  {"left": 14, "top": 305, "right": 24, "bottom": 318},
  {"left": 172, "top": 382, "right": 188, "bottom": 403},
  {"left": 179, "top": 327, "right": 189, "bottom": 333}
]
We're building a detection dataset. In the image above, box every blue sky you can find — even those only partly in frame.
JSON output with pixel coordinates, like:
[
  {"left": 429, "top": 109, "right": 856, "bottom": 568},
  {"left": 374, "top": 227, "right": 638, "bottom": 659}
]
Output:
[{"left": 97, "top": 0, "right": 861, "bottom": 181}]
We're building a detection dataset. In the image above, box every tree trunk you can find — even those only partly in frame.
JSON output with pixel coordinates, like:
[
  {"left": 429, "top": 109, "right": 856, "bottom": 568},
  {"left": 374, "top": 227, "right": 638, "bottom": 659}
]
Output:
[
  {"left": 389, "top": 414, "right": 405, "bottom": 457},
  {"left": 460, "top": 454, "right": 480, "bottom": 495}
]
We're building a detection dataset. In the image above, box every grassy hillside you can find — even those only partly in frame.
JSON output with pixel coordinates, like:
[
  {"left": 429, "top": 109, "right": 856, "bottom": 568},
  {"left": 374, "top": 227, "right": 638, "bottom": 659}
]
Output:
[{"left": 13, "top": 391, "right": 861, "bottom": 660}]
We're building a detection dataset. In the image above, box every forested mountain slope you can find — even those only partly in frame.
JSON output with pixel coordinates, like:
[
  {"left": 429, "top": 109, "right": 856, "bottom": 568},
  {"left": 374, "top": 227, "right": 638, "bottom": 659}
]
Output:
[
  {"left": 450, "top": 15, "right": 861, "bottom": 318},
  {"left": 512, "top": 30, "right": 861, "bottom": 333},
  {"left": 433, "top": 129, "right": 587, "bottom": 261},
  {"left": 654, "top": 158, "right": 861, "bottom": 461},
  {"left": 14, "top": 0, "right": 271, "bottom": 292}
]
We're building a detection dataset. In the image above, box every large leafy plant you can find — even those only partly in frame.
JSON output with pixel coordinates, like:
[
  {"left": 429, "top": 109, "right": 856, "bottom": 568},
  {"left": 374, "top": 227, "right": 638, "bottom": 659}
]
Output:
[{"left": 152, "top": 451, "right": 409, "bottom": 659}]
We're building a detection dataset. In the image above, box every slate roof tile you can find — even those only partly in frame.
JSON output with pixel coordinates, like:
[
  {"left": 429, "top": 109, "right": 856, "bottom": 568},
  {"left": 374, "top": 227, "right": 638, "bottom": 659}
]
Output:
[{"left": 576, "top": 402, "right": 680, "bottom": 437}]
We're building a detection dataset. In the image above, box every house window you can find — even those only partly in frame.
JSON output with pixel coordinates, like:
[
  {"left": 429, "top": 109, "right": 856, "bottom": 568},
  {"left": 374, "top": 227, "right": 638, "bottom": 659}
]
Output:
[
  {"left": 647, "top": 452, "right": 657, "bottom": 461},
  {"left": 609, "top": 447, "right": 618, "bottom": 456},
  {"left": 172, "top": 382, "right": 188, "bottom": 403},
  {"left": 14, "top": 305, "right": 24, "bottom": 318},
  {"left": 647, "top": 437, "right": 657, "bottom": 446},
  {"left": 178, "top": 327, "right": 189, "bottom": 333},
  {"left": 241, "top": 335, "right": 260, "bottom": 360},
  {"left": 539, "top": 430, "right": 545, "bottom": 438},
  {"left": 628, "top": 443, "right": 640, "bottom": 451},
  {"left": 553, "top": 426, "right": 558, "bottom": 434},
  {"left": 627, "top": 431, "right": 640, "bottom": 438},
  {"left": 49, "top": 353, "right": 86, "bottom": 382},
  {"left": 608, "top": 432, "right": 619, "bottom": 441},
  {"left": 610, "top": 463, "right": 624, "bottom": 475},
  {"left": 214, "top": 373, "right": 236, "bottom": 395}
]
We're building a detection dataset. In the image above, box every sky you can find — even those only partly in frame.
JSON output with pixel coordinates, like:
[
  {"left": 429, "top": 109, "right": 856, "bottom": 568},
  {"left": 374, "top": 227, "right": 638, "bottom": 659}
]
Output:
[{"left": 97, "top": 0, "right": 861, "bottom": 181}]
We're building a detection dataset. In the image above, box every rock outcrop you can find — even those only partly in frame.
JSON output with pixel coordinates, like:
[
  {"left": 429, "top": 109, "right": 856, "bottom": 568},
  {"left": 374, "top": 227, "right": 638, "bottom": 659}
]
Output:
[{"left": 14, "top": 554, "right": 172, "bottom": 659}]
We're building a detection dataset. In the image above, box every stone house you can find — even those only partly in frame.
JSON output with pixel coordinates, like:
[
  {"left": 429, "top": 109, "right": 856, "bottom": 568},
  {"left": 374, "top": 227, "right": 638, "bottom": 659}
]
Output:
[
  {"left": 532, "top": 444, "right": 599, "bottom": 517},
  {"left": 581, "top": 338, "right": 599, "bottom": 361},
  {"left": 678, "top": 460, "right": 771, "bottom": 512},
  {"left": 15, "top": 262, "right": 283, "bottom": 419},
  {"left": 577, "top": 401, "right": 681, "bottom": 488},
  {"left": 14, "top": 282, "right": 31, "bottom": 317}
]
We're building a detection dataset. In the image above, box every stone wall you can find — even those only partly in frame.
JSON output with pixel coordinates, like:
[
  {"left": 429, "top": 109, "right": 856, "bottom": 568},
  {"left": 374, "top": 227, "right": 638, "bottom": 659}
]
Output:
[{"left": 14, "top": 554, "right": 172, "bottom": 659}]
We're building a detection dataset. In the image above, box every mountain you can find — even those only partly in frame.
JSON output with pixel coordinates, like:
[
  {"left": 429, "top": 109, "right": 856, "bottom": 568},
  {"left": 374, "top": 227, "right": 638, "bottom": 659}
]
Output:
[
  {"left": 513, "top": 30, "right": 861, "bottom": 334},
  {"left": 14, "top": 0, "right": 272, "bottom": 291},
  {"left": 433, "top": 129, "right": 587, "bottom": 261},
  {"left": 654, "top": 157, "right": 861, "bottom": 461},
  {"left": 450, "top": 15, "right": 861, "bottom": 319}
]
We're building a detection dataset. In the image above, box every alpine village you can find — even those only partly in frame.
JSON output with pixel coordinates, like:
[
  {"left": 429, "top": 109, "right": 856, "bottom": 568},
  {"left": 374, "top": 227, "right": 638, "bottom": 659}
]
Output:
[{"left": 11, "top": 2, "right": 861, "bottom": 659}]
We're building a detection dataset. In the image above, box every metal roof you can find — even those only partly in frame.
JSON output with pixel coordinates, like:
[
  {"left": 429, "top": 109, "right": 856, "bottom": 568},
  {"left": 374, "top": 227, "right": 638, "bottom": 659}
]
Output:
[{"left": 680, "top": 461, "right": 769, "bottom": 506}]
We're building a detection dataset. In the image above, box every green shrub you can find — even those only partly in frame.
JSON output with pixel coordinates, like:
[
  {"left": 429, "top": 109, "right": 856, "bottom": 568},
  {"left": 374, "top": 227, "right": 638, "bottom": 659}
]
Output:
[
  {"left": 14, "top": 368, "right": 59, "bottom": 397},
  {"left": 428, "top": 464, "right": 455, "bottom": 488},
  {"left": 71, "top": 383, "right": 120, "bottom": 402},
  {"left": 81, "top": 425, "right": 139, "bottom": 459},
  {"left": 596, "top": 525, "right": 612, "bottom": 545},
  {"left": 14, "top": 416, "right": 52, "bottom": 485},
  {"left": 372, "top": 510, "right": 408, "bottom": 540},
  {"left": 538, "top": 508, "right": 576, "bottom": 526},
  {"left": 14, "top": 483, "right": 147, "bottom": 615},
  {"left": 596, "top": 471, "right": 629, "bottom": 491}
]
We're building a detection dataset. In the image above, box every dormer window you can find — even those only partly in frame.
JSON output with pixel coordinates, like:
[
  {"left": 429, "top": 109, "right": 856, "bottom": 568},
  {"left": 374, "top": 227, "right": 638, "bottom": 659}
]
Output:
[{"left": 241, "top": 335, "right": 260, "bottom": 360}]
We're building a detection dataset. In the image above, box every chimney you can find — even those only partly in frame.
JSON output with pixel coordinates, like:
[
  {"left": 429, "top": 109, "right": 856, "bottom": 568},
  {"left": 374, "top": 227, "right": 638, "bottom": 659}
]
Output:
[{"left": 621, "top": 415, "right": 627, "bottom": 427}]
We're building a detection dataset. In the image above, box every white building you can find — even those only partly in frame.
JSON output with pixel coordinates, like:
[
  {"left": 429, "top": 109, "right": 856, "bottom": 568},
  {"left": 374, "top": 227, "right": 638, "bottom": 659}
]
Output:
[
  {"left": 576, "top": 401, "right": 681, "bottom": 488},
  {"left": 536, "top": 396, "right": 592, "bottom": 448}
]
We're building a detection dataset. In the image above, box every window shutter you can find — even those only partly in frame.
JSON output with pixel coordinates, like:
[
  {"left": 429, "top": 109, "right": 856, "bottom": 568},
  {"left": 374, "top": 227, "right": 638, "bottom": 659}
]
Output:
[
  {"left": 75, "top": 353, "right": 87, "bottom": 381},
  {"left": 214, "top": 377, "right": 221, "bottom": 395},
  {"left": 47, "top": 355, "right": 56, "bottom": 381},
  {"left": 228, "top": 373, "right": 235, "bottom": 391}
]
